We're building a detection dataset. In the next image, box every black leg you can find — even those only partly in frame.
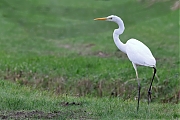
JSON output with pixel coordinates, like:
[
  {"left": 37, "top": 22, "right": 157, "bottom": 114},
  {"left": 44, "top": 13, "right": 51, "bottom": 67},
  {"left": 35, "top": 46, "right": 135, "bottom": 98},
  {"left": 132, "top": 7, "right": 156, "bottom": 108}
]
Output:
[
  {"left": 137, "top": 84, "right": 141, "bottom": 112},
  {"left": 148, "top": 67, "right": 156, "bottom": 104}
]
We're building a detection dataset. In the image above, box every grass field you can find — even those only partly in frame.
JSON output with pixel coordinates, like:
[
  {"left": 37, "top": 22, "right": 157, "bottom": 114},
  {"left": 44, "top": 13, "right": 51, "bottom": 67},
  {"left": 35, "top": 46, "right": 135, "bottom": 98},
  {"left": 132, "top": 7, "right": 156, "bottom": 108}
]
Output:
[{"left": 0, "top": 0, "right": 179, "bottom": 119}]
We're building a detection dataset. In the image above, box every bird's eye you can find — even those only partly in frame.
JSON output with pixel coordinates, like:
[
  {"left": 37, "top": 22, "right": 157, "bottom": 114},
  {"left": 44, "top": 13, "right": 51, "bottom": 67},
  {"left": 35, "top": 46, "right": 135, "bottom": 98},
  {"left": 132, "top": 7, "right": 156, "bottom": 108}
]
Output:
[{"left": 109, "top": 17, "right": 112, "bottom": 19}]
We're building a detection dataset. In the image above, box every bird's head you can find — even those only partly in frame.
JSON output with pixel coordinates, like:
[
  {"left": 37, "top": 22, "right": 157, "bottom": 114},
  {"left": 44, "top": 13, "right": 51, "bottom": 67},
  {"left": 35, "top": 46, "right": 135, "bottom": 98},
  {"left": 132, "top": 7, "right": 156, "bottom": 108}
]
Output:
[
  {"left": 94, "top": 15, "right": 125, "bottom": 34},
  {"left": 94, "top": 15, "right": 120, "bottom": 22}
]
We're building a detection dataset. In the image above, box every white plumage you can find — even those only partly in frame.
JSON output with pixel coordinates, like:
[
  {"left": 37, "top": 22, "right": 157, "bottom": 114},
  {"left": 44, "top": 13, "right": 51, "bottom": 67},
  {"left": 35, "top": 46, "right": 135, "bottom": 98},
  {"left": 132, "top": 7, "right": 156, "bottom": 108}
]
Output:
[
  {"left": 94, "top": 15, "right": 157, "bottom": 111},
  {"left": 126, "top": 38, "right": 156, "bottom": 67}
]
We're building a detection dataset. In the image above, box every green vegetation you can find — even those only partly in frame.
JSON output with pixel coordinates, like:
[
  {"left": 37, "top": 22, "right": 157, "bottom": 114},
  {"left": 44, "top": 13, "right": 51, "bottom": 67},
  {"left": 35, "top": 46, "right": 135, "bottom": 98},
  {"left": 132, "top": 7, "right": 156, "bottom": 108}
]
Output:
[
  {"left": 0, "top": 0, "right": 179, "bottom": 119},
  {"left": 0, "top": 80, "right": 179, "bottom": 119}
]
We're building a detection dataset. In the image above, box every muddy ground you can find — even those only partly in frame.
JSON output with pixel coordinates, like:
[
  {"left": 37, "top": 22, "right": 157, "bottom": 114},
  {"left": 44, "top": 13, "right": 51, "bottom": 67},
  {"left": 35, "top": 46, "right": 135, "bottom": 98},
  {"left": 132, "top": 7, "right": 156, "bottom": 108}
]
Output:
[{"left": 0, "top": 102, "right": 92, "bottom": 119}]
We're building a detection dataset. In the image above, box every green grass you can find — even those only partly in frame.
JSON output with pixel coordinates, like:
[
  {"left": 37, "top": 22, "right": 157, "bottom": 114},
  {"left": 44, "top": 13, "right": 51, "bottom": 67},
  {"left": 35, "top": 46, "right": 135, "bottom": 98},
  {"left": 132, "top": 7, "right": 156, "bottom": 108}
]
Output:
[
  {"left": 0, "top": 0, "right": 179, "bottom": 119},
  {"left": 0, "top": 80, "right": 179, "bottom": 119}
]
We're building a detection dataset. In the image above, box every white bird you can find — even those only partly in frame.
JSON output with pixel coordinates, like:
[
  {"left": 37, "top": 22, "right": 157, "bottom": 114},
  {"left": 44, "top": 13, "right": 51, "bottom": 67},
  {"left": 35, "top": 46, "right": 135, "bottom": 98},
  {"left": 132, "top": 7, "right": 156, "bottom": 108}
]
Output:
[{"left": 94, "top": 15, "right": 156, "bottom": 111}]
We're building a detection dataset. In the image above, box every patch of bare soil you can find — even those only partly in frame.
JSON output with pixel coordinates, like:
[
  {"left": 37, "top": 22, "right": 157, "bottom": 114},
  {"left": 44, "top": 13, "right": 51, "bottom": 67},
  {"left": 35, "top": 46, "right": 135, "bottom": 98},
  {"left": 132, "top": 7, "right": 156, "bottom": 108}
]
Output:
[
  {"left": 95, "top": 51, "right": 110, "bottom": 57},
  {"left": 138, "top": 0, "right": 180, "bottom": 10},
  {"left": 171, "top": 1, "right": 180, "bottom": 10},
  {"left": 0, "top": 101, "right": 89, "bottom": 120},
  {"left": 91, "top": 50, "right": 127, "bottom": 58},
  {"left": 0, "top": 110, "right": 63, "bottom": 119}
]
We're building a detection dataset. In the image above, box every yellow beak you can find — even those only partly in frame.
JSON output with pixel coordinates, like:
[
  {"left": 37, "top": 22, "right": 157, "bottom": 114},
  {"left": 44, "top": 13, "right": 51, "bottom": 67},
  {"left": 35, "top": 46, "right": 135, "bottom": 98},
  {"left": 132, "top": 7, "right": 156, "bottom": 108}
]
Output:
[{"left": 94, "top": 17, "right": 107, "bottom": 20}]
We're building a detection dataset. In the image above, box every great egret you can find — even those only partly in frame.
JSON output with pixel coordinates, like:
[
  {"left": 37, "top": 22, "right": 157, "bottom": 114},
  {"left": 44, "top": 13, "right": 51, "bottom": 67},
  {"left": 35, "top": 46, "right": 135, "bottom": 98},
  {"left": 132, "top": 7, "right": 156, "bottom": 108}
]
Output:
[{"left": 94, "top": 15, "right": 156, "bottom": 111}]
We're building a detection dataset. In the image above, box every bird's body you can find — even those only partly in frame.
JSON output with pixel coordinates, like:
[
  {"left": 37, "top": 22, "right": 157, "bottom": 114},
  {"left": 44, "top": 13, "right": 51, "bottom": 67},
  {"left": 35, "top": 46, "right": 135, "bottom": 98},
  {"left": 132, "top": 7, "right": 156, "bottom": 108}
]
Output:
[
  {"left": 125, "top": 38, "right": 156, "bottom": 67},
  {"left": 94, "top": 15, "right": 157, "bottom": 112}
]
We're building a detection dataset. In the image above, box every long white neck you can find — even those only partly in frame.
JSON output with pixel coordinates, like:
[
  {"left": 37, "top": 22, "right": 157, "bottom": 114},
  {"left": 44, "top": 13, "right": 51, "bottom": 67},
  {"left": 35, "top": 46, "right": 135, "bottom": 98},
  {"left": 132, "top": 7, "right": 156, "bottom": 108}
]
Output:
[{"left": 113, "top": 18, "right": 126, "bottom": 54}]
